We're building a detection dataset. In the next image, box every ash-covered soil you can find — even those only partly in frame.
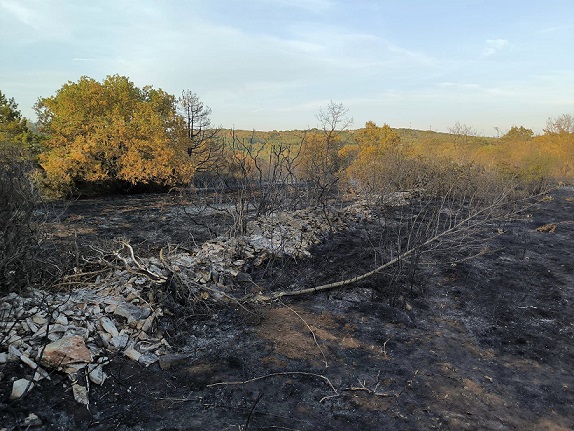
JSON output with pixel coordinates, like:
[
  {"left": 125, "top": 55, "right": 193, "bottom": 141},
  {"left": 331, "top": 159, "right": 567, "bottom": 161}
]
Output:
[{"left": 1, "top": 188, "right": 574, "bottom": 430}]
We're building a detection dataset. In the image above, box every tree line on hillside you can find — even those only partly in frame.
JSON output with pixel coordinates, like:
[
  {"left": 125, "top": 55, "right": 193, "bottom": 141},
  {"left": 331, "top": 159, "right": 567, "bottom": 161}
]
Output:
[{"left": 1, "top": 75, "right": 573, "bottom": 200}]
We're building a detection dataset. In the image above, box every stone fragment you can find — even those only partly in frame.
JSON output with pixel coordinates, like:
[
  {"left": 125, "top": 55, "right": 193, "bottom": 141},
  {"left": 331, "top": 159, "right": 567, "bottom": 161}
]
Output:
[
  {"left": 99, "top": 332, "right": 111, "bottom": 348},
  {"left": 138, "top": 340, "right": 164, "bottom": 352},
  {"left": 72, "top": 383, "right": 89, "bottom": 405},
  {"left": 34, "top": 323, "right": 67, "bottom": 339},
  {"left": 99, "top": 316, "right": 119, "bottom": 337},
  {"left": 125, "top": 291, "right": 138, "bottom": 302},
  {"left": 104, "top": 304, "right": 117, "bottom": 314},
  {"left": 0, "top": 352, "right": 8, "bottom": 364},
  {"left": 87, "top": 363, "right": 106, "bottom": 385},
  {"left": 42, "top": 335, "right": 92, "bottom": 370},
  {"left": 140, "top": 313, "right": 156, "bottom": 333},
  {"left": 10, "top": 378, "right": 34, "bottom": 399},
  {"left": 32, "top": 314, "right": 46, "bottom": 325},
  {"left": 8, "top": 344, "right": 23, "bottom": 359},
  {"left": 20, "top": 413, "right": 42, "bottom": 427},
  {"left": 7, "top": 334, "right": 23, "bottom": 345},
  {"left": 65, "top": 325, "right": 90, "bottom": 339},
  {"left": 111, "top": 332, "right": 130, "bottom": 349},
  {"left": 114, "top": 302, "right": 151, "bottom": 323},
  {"left": 20, "top": 354, "right": 50, "bottom": 381},
  {"left": 53, "top": 314, "right": 69, "bottom": 325},
  {"left": 25, "top": 318, "right": 39, "bottom": 333},
  {"left": 138, "top": 351, "right": 159, "bottom": 367},
  {"left": 123, "top": 347, "right": 141, "bottom": 362}
]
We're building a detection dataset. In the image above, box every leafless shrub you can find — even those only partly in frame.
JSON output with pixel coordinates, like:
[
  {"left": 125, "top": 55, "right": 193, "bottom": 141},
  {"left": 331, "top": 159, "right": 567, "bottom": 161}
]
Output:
[
  {"left": 254, "top": 159, "right": 538, "bottom": 306},
  {"left": 207, "top": 129, "right": 303, "bottom": 237},
  {"left": 0, "top": 145, "right": 76, "bottom": 293},
  {"left": 0, "top": 146, "right": 42, "bottom": 292}
]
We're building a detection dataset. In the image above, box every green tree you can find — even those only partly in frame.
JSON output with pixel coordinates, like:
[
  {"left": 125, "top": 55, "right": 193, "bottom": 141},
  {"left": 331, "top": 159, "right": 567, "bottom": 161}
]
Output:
[
  {"left": 0, "top": 90, "right": 36, "bottom": 152},
  {"left": 346, "top": 121, "right": 403, "bottom": 195},
  {"left": 501, "top": 126, "right": 534, "bottom": 142},
  {"left": 35, "top": 75, "right": 196, "bottom": 194}
]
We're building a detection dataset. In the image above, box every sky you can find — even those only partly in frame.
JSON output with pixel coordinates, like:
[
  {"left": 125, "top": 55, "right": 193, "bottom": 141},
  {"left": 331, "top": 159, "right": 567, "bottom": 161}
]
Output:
[{"left": 1, "top": 0, "right": 573, "bottom": 135}]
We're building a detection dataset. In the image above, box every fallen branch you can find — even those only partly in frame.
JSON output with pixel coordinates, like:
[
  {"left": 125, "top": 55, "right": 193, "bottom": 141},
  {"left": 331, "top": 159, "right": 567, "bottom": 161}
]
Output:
[
  {"left": 206, "top": 371, "right": 339, "bottom": 402},
  {"left": 117, "top": 241, "right": 167, "bottom": 282},
  {"left": 345, "top": 369, "right": 418, "bottom": 398},
  {"left": 251, "top": 189, "right": 513, "bottom": 302}
]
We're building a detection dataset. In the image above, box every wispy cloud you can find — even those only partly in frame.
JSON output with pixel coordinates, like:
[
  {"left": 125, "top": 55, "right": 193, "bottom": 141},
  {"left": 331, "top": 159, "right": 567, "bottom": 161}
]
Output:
[
  {"left": 0, "top": 0, "right": 75, "bottom": 40},
  {"left": 538, "top": 24, "right": 574, "bottom": 34},
  {"left": 0, "top": 0, "right": 40, "bottom": 29},
  {"left": 437, "top": 82, "right": 481, "bottom": 90},
  {"left": 1, "top": 0, "right": 572, "bottom": 133},
  {"left": 481, "top": 39, "right": 509, "bottom": 57}
]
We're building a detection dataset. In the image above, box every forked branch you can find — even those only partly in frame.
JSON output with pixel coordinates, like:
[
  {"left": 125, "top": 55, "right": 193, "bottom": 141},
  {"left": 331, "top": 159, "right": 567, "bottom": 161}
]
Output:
[{"left": 251, "top": 188, "right": 514, "bottom": 302}]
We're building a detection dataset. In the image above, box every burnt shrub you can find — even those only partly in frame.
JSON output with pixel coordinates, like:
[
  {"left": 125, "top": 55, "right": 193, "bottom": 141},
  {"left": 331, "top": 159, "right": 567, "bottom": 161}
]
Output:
[{"left": 0, "top": 145, "right": 42, "bottom": 292}]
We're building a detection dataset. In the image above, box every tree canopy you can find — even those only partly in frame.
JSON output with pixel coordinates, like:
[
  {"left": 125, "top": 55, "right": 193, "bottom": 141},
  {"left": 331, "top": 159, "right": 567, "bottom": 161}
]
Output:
[
  {"left": 501, "top": 126, "right": 534, "bottom": 142},
  {"left": 345, "top": 121, "right": 403, "bottom": 194},
  {"left": 35, "top": 75, "right": 211, "bottom": 193},
  {"left": 0, "top": 90, "right": 34, "bottom": 150}
]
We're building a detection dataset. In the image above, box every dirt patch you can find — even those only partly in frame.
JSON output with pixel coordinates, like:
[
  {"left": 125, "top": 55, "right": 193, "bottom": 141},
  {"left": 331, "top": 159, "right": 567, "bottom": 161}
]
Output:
[{"left": 258, "top": 307, "right": 363, "bottom": 366}]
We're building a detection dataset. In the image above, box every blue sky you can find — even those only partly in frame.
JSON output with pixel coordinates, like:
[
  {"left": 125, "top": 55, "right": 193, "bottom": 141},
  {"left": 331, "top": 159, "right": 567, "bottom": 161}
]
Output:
[{"left": 1, "top": 0, "right": 573, "bottom": 134}]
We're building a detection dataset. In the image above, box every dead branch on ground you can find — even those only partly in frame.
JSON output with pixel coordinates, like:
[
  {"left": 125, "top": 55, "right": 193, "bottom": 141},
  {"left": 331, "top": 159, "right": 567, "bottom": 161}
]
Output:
[{"left": 206, "top": 371, "right": 339, "bottom": 403}]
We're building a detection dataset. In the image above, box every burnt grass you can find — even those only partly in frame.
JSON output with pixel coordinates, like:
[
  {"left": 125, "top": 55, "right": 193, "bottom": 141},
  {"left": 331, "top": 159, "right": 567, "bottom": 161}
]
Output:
[{"left": 2, "top": 188, "right": 574, "bottom": 430}]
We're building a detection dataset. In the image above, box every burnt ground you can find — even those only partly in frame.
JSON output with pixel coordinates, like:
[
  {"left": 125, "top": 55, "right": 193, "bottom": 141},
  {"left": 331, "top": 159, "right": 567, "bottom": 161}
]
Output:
[{"left": 1, "top": 188, "right": 574, "bottom": 430}]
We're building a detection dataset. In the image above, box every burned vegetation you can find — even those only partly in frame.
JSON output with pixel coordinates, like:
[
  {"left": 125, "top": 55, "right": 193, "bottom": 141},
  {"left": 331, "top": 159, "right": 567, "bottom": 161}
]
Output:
[{"left": 2, "top": 91, "right": 574, "bottom": 430}]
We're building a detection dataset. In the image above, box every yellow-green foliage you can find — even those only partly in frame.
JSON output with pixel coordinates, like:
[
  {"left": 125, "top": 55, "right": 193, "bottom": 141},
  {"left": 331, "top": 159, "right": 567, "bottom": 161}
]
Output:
[
  {"left": 36, "top": 75, "right": 196, "bottom": 194},
  {"left": 224, "top": 119, "right": 574, "bottom": 188},
  {"left": 343, "top": 121, "right": 404, "bottom": 193}
]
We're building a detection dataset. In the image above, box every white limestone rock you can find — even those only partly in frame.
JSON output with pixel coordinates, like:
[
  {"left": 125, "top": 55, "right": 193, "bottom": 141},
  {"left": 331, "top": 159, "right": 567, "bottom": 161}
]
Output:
[{"left": 10, "top": 378, "right": 34, "bottom": 400}]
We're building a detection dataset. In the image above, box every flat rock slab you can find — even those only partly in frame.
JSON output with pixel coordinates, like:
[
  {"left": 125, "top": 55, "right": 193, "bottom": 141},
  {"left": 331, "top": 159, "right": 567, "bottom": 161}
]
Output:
[{"left": 42, "top": 335, "right": 92, "bottom": 370}]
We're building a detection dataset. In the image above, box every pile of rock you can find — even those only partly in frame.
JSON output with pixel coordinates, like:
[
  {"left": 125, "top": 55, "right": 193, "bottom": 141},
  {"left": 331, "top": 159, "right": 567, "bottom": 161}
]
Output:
[
  {"left": 0, "top": 281, "right": 166, "bottom": 405},
  {"left": 1, "top": 196, "right": 412, "bottom": 405},
  {"left": 162, "top": 207, "right": 353, "bottom": 295}
]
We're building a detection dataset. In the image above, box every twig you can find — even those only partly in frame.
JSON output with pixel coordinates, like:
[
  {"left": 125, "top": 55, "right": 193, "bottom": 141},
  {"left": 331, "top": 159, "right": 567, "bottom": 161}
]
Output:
[
  {"left": 244, "top": 391, "right": 264, "bottom": 431},
  {"left": 107, "top": 241, "right": 167, "bottom": 283},
  {"left": 282, "top": 302, "right": 328, "bottom": 368},
  {"left": 206, "top": 371, "right": 339, "bottom": 402},
  {"left": 382, "top": 338, "right": 392, "bottom": 358},
  {"left": 62, "top": 268, "right": 109, "bottom": 279},
  {"left": 346, "top": 369, "right": 418, "bottom": 398}
]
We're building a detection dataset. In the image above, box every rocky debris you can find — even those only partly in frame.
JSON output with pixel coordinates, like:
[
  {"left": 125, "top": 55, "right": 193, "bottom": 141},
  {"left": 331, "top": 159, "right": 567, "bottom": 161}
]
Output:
[
  {"left": 162, "top": 201, "right": 400, "bottom": 295},
  {"left": 0, "top": 197, "right": 406, "bottom": 403},
  {"left": 87, "top": 362, "right": 106, "bottom": 385},
  {"left": 72, "top": 382, "right": 89, "bottom": 406},
  {"left": 0, "top": 282, "right": 167, "bottom": 403}
]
